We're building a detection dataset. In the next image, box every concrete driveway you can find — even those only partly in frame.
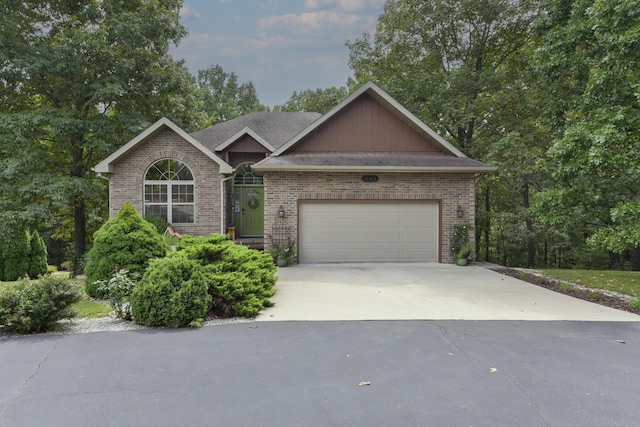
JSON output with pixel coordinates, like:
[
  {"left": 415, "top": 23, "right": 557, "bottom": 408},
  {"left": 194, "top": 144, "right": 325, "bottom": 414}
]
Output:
[{"left": 257, "top": 263, "right": 640, "bottom": 321}]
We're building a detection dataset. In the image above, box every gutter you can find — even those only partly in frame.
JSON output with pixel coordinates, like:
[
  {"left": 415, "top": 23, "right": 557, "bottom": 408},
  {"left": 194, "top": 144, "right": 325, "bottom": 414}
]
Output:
[{"left": 251, "top": 165, "right": 498, "bottom": 173}]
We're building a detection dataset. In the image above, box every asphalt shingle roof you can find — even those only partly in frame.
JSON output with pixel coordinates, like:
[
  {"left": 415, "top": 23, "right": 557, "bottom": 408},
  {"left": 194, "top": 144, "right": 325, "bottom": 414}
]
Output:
[
  {"left": 254, "top": 152, "right": 495, "bottom": 171},
  {"left": 190, "top": 112, "right": 322, "bottom": 152}
]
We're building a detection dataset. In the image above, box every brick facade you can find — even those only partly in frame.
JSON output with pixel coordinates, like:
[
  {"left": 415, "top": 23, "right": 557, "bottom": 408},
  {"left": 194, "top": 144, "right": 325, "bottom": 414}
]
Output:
[
  {"left": 107, "top": 128, "right": 224, "bottom": 236},
  {"left": 263, "top": 171, "right": 476, "bottom": 263}
]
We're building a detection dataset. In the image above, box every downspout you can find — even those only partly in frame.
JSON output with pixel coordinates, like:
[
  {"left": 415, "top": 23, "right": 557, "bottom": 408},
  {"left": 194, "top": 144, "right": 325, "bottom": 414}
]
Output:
[
  {"left": 95, "top": 172, "right": 111, "bottom": 217},
  {"left": 220, "top": 175, "right": 234, "bottom": 234}
]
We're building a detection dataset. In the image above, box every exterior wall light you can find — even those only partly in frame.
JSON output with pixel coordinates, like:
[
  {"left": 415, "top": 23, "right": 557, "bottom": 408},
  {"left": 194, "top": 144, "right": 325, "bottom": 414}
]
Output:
[
  {"left": 278, "top": 205, "right": 285, "bottom": 218},
  {"left": 456, "top": 206, "right": 464, "bottom": 218}
]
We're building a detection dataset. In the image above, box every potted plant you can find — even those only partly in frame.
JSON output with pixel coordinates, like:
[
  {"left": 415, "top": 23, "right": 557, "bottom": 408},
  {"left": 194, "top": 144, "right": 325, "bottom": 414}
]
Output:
[
  {"left": 269, "top": 238, "right": 296, "bottom": 267},
  {"left": 451, "top": 223, "right": 474, "bottom": 266}
]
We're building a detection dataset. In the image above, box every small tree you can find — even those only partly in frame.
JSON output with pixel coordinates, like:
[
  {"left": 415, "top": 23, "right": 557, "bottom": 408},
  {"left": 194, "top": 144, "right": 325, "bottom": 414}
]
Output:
[
  {"left": 96, "top": 269, "right": 137, "bottom": 320},
  {"left": 4, "top": 230, "right": 31, "bottom": 281},
  {"left": 452, "top": 224, "right": 474, "bottom": 262},
  {"left": 84, "top": 202, "right": 168, "bottom": 297},
  {"left": 28, "top": 230, "right": 48, "bottom": 278}
]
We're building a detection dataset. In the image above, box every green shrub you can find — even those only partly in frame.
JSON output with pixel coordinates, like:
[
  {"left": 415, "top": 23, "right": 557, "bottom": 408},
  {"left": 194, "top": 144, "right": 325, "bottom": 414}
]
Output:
[
  {"left": 28, "top": 230, "right": 48, "bottom": 279},
  {"left": 96, "top": 269, "right": 137, "bottom": 320},
  {"left": 3, "top": 230, "right": 31, "bottom": 281},
  {"left": 176, "top": 234, "right": 277, "bottom": 318},
  {"left": 144, "top": 213, "right": 170, "bottom": 234},
  {"left": 84, "top": 202, "right": 168, "bottom": 297},
  {"left": 0, "top": 276, "right": 83, "bottom": 334},
  {"left": 130, "top": 257, "right": 211, "bottom": 328}
]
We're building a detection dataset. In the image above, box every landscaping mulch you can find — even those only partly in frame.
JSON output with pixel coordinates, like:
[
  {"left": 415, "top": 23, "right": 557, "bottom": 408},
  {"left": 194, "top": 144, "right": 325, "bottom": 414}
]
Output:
[{"left": 495, "top": 268, "right": 640, "bottom": 316}]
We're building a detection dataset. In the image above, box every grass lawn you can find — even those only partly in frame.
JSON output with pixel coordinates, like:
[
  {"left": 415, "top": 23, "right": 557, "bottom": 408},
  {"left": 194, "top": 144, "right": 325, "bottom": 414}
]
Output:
[
  {"left": 72, "top": 299, "right": 113, "bottom": 318},
  {"left": 543, "top": 269, "right": 640, "bottom": 298},
  {"left": 1, "top": 276, "right": 113, "bottom": 318}
]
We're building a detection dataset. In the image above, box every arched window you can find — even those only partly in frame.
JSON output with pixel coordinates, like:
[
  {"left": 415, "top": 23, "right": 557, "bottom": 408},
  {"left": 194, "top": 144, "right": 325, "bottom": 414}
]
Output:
[
  {"left": 144, "top": 159, "right": 194, "bottom": 224},
  {"left": 234, "top": 162, "right": 263, "bottom": 185}
]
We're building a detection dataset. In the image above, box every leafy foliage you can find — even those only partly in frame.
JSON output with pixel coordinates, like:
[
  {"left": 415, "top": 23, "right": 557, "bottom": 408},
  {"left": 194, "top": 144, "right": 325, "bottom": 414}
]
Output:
[
  {"left": 0, "top": 0, "right": 202, "bottom": 272},
  {"left": 96, "top": 269, "right": 137, "bottom": 320},
  {"left": 533, "top": 0, "right": 640, "bottom": 268},
  {"left": 451, "top": 224, "right": 474, "bottom": 261},
  {"left": 84, "top": 202, "right": 167, "bottom": 297},
  {"left": 197, "top": 65, "right": 268, "bottom": 127},
  {"left": 347, "top": 0, "right": 540, "bottom": 153},
  {"left": 130, "top": 257, "right": 211, "bottom": 328},
  {"left": 273, "top": 87, "right": 349, "bottom": 114},
  {"left": 28, "top": 230, "right": 48, "bottom": 279},
  {"left": 2, "top": 231, "right": 31, "bottom": 282},
  {"left": 144, "top": 214, "right": 171, "bottom": 235},
  {"left": 175, "top": 234, "right": 277, "bottom": 318},
  {"left": 0, "top": 276, "right": 82, "bottom": 334}
]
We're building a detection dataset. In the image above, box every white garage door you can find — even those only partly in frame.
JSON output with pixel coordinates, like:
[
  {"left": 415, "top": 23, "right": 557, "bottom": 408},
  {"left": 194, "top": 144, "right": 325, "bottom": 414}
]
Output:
[{"left": 299, "top": 201, "right": 439, "bottom": 263}]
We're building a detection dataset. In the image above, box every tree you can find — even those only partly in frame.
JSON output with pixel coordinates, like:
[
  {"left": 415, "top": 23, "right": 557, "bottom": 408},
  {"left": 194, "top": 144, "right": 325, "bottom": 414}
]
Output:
[
  {"left": 0, "top": 0, "right": 202, "bottom": 274},
  {"left": 3, "top": 231, "right": 30, "bottom": 281},
  {"left": 197, "top": 65, "right": 268, "bottom": 127},
  {"left": 273, "top": 86, "right": 349, "bottom": 114},
  {"left": 347, "top": 0, "right": 545, "bottom": 267},
  {"left": 347, "top": 0, "right": 541, "bottom": 154},
  {"left": 534, "top": 0, "right": 640, "bottom": 269},
  {"left": 84, "top": 202, "right": 168, "bottom": 297},
  {"left": 28, "top": 230, "right": 48, "bottom": 278}
]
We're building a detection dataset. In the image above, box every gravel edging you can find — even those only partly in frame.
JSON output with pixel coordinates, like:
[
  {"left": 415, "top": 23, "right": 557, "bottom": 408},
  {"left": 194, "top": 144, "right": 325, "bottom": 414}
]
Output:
[
  {"left": 0, "top": 314, "right": 256, "bottom": 339},
  {"left": 494, "top": 267, "right": 640, "bottom": 316}
]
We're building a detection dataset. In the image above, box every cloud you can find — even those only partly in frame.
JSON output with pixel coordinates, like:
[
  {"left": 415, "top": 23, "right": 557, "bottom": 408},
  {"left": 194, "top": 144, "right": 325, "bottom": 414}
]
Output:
[
  {"left": 305, "top": 0, "right": 386, "bottom": 12},
  {"left": 180, "top": 4, "right": 202, "bottom": 19},
  {"left": 258, "top": 11, "right": 361, "bottom": 35}
]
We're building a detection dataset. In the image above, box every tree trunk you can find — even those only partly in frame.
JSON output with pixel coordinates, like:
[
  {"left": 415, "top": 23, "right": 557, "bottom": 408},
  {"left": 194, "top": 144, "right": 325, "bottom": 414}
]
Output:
[
  {"left": 632, "top": 247, "right": 640, "bottom": 272},
  {"left": 73, "top": 196, "right": 86, "bottom": 276},
  {"left": 484, "top": 187, "right": 491, "bottom": 262},
  {"left": 71, "top": 133, "right": 86, "bottom": 276},
  {"left": 523, "top": 183, "right": 535, "bottom": 268}
]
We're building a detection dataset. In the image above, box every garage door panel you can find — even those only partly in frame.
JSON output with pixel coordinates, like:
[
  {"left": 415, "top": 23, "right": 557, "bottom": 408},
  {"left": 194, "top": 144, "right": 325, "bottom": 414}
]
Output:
[
  {"left": 370, "top": 231, "right": 401, "bottom": 244},
  {"left": 300, "top": 201, "right": 439, "bottom": 263},
  {"left": 337, "top": 232, "right": 369, "bottom": 244},
  {"left": 370, "top": 217, "right": 401, "bottom": 228}
]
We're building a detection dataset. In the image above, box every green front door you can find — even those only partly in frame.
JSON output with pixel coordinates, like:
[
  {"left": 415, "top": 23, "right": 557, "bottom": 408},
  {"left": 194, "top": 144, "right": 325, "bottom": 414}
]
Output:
[{"left": 233, "top": 186, "right": 264, "bottom": 236}]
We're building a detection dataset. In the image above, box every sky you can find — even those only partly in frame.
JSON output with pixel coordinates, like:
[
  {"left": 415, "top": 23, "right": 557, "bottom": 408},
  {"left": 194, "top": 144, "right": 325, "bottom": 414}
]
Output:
[{"left": 170, "top": 0, "right": 386, "bottom": 107}]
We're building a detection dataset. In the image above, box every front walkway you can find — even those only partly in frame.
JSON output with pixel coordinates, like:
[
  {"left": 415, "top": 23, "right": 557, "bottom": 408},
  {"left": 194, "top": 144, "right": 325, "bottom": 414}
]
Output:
[{"left": 257, "top": 263, "right": 640, "bottom": 321}]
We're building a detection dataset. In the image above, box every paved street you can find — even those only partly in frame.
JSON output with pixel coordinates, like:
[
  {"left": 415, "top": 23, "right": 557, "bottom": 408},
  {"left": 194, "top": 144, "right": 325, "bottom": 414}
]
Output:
[{"left": 2, "top": 320, "right": 640, "bottom": 427}]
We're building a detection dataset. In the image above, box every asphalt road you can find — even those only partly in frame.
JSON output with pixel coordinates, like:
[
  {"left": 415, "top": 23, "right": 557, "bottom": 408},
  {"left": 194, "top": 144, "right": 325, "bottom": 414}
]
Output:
[{"left": 2, "top": 321, "right": 640, "bottom": 427}]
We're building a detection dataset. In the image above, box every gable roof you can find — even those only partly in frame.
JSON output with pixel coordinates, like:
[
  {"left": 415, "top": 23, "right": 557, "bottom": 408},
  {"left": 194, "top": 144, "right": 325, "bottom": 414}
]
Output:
[
  {"left": 190, "top": 112, "right": 321, "bottom": 152},
  {"left": 214, "top": 127, "right": 276, "bottom": 152},
  {"left": 271, "top": 82, "right": 466, "bottom": 157},
  {"left": 94, "top": 117, "right": 233, "bottom": 174},
  {"left": 254, "top": 82, "right": 496, "bottom": 173}
]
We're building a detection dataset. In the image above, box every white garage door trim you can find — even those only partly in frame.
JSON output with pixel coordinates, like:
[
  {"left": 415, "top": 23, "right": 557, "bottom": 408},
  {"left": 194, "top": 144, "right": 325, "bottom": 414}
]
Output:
[{"left": 299, "top": 201, "right": 439, "bottom": 263}]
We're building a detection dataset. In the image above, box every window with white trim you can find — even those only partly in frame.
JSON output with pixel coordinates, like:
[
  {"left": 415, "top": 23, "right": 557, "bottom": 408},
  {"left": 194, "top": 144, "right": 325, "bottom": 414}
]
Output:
[{"left": 144, "top": 159, "right": 194, "bottom": 223}]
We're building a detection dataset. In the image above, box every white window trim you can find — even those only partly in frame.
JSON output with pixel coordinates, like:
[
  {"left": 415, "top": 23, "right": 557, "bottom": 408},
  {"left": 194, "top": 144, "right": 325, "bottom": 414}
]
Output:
[{"left": 144, "top": 160, "right": 195, "bottom": 224}]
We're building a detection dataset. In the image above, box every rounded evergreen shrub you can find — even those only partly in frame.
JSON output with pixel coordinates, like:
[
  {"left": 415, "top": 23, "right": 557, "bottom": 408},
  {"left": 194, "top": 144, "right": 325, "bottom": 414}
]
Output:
[
  {"left": 176, "top": 234, "right": 277, "bottom": 318},
  {"left": 3, "top": 230, "right": 31, "bottom": 281},
  {"left": 0, "top": 276, "right": 83, "bottom": 334},
  {"left": 84, "top": 202, "right": 168, "bottom": 297},
  {"left": 28, "top": 230, "right": 48, "bottom": 279},
  {"left": 130, "top": 257, "right": 211, "bottom": 328}
]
